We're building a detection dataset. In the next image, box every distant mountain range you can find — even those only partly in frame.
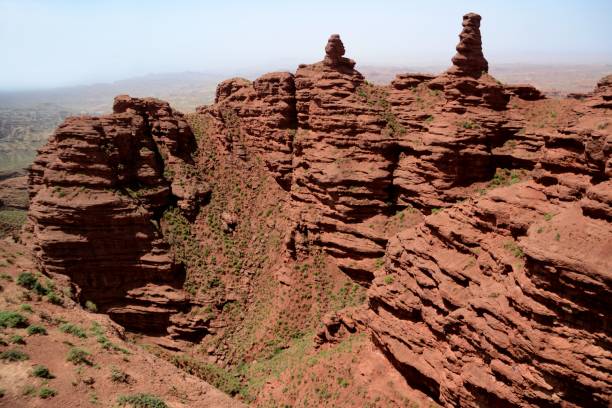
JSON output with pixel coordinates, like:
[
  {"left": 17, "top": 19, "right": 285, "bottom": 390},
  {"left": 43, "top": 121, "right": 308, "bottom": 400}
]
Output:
[{"left": 1, "top": 63, "right": 610, "bottom": 175}]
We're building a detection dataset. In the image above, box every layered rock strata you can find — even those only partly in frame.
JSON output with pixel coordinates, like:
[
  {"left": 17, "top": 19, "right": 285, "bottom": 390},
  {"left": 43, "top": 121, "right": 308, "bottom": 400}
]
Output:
[
  {"left": 364, "top": 76, "right": 612, "bottom": 407},
  {"left": 194, "top": 15, "right": 549, "bottom": 283},
  {"left": 27, "top": 96, "right": 207, "bottom": 338}
]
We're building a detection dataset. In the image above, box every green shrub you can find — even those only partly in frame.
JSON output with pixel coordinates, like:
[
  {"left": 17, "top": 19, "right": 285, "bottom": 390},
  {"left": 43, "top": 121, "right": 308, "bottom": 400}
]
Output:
[
  {"left": 60, "top": 323, "right": 87, "bottom": 338},
  {"left": 0, "top": 311, "right": 28, "bottom": 328},
  {"left": 383, "top": 275, "right": 395, "bottom": 285},
  {"left": 16, "top": 272, "right": 37, "bottom": 289},
  {"left": 117, "top": 393, "right": 168, "bottom": 408},
  {"left": 32, "top": 365, "right": 54, "bottom": 379},
  {"left": 504, "top": 241, "right": 524, "bottom": 259},
  {"left": 19, "top": 304, "right": 33, "bottom": 313},
  {"left": 0, "top": 349, "right": 29, "bottom": 361},
  {"left": 33, "top": 281, "right": 49, "bottom": 296},
  {"left": 0, "top": 273, "right": 13, "bottom": 281},
  {"left": 47, "top": 291, "right": 63, "bottom": 305},
  {"left": 85, "top": 300, "right": 97, "bottom": 313},
  {"left": 374, "top": 258, "right": 384, "bottom": 269},
  {"left": 110, "top": 366, "right": 130, "bottom": 383},
  {"left": 9, "top": 334, "right": 25, "bottom": 344},
  {"left": 26, "top": 324, "right": 47, "bottom": 336},
  {"left": 170, "top": 355, "right": 242, "bottom": 396},
  {"left": 67, "top": 347, "right": 92, "bottom": 365},
  {"left": 38, "top": 387, "right": 57, "bottom": 399}
]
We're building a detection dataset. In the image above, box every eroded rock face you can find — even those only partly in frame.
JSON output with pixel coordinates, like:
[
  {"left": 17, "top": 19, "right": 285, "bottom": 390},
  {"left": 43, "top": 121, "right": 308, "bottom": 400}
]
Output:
[
  {"left": 26, "top": 95, "right": 207, "bottom": 338},
  {"left": 448, "top": 12, "right": 488, "bottom": 78},
  {"left": 194, "top": 16, "right": 542, "bottom": 283},
  {"left": 198, "top": 72, "right": 297, "bottom": 189},
  {"left": 24, "top": 9, "right": 611, "bottom": 407},
  {"left": 192, "top": 12, "right": 611, "bottom": 407},
  {"left": 364, "top": 79, "right": 612, "bottom": 407}
]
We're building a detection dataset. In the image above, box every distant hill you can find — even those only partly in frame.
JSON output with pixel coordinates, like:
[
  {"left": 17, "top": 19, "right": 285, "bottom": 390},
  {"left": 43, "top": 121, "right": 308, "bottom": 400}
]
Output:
[{"left": 0, "top": 72, "right": 225, "bottom": 174}]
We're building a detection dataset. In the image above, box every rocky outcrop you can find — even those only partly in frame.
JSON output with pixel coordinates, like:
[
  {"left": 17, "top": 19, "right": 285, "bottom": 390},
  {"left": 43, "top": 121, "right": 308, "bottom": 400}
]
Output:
[
  {"left": 447, "top": 13, "right": 488, "bottom": 78},
  {"left": 364, "top": 76, "right": 612, "bottom": 407},
  {"left": 288, "top": 35, "right": 397, "bottom": 281},
  {"left": 198, "top": 73, "right": 297, "bottom": 189},
  {"left": 26, "top": 95, "right": 208, "bottom": 339},
  {"left": 193, "top": 12, "right": 612, "bottom": 407},
  {"left": 505, "top": 84, "right": 546, "bottom": 101},
  {"left": 194, "top": 15, "right": 538, "bottom": 283},
  {"left": 23, "top": 9, "right": 611, "bottom": 408}
]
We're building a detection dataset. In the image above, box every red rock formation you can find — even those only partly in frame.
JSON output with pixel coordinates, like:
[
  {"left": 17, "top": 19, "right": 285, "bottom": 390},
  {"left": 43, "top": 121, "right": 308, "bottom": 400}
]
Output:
[
  {"left": 194, "top": 13, "right": 612, "bottom": 406},
  {"left": 197, "top": 34, "right": 397, "bottom": 282},
  {"left": 24, "top": 9, "right": 611, "bottom": 407},
  {"left": 505, "top": 84, "right": 546, "bottom": 101},
  {"left": 197, "top": 73, "right": 297, "bottom": 189},
  {"left": 448, "top": 13, "right": 488, "bottom": 78},
  {"left": 288, "top": 34, "right": 398, "bottom": 281},
  {"left": 26, "top": 95, "right": 208, "bottom": 339},
  {"left": 364, "top": 77, "right": 612, "bottom": 407}
]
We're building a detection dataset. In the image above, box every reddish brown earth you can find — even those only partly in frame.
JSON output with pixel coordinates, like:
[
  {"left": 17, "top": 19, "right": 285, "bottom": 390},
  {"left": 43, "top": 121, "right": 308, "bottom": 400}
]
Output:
[
  {"left": 11, "top": 11, "right": 612, "bottom": 408},
  {"left": 0, "top": 240, "right": 243, "bottom": 407}
]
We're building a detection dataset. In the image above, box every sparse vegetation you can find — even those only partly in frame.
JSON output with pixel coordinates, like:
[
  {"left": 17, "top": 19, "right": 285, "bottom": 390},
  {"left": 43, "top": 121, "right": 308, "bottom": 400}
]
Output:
[
  {"left": 544, "top": 212, "right": 554, "bottom": 221},
  {"left": 117, "top": 393, "right": 168, "bottom": 408},
  {"left": 9, "top": 334, "right": 25, "bottom": 344},
  {"left": 67, "top": 347, "right": 92, "bottom": 365},
  {"left": 0, "top": 349, "right": 29, "bottom": 361},
  {"left": 504, "top": 241, "right": 524, "bottom": 259},
  {"left": 84, "top": 300, "right": 97, "bottom": 312},
  {"left": 32, "top": 365, "right": 54, "bottom": 379},
  {"left": 355, "top": 82, "right": 406, "bottom": 137},
  {"left": 110, "top": 366, "right": 130, "bottom": 383},
  {"left": 458, "top": 119, "right": 478, "bottom": 129},
  {"left": 90, "top": 322, "right": 129, "bottom": 354},
  {"left": 0, "top": 310, "right": 28, "bottom": 328},
  {"left": 38, "top": 387, "right": 57, "bottom": 399},
  {"left": 19, "top": 304, "right": 33, "bottom": 313},
  {"left": 26, "top": 324, "right": 47, "bottom": 335},
  {"left": 170, "top": 355, "right": 243, "bottom": 396},
  {"left": 488, "top": 168, "right": 525, "bottom": 189},
  {"left": 60, "top": 323, "right": 87, "bottom": 338},
  {"left": 383, "top": 275, "right": 395, "bottom": 285},
  {"left": 46, "top": 291, "right": 63, "bottom": 305},
  {"left": 16, "top": 272, "right": 37, "bottom": 289}
]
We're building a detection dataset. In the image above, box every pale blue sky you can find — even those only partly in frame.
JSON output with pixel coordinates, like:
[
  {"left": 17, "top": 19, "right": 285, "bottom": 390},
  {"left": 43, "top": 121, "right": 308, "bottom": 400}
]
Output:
[{"left": 1, "top": 0, "right": 611, "bottom": 90}]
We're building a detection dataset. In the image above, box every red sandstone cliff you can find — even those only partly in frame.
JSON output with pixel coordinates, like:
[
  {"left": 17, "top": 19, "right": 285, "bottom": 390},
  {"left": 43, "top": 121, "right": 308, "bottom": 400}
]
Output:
[
  {"left": 24, "top": 11, "right": 611, "bottom": 408},
  {"left": 26, "top": 96, "right": 208, "bottom": 339}
]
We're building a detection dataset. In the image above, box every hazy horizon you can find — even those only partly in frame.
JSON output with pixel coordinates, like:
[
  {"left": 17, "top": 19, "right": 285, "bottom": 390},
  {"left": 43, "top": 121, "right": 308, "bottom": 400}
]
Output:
[{"left": 2, "top": 0, "right": 612, "bottom": 91}]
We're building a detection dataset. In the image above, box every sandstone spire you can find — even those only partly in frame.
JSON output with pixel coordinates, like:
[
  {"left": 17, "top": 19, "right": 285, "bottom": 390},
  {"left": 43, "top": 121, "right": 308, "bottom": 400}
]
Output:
[
  {"left": 448, "top": 12, "right": 488, "bottom": 77},
  {"left": 323, "top": 34, "right": 355, "bottom": 68}
]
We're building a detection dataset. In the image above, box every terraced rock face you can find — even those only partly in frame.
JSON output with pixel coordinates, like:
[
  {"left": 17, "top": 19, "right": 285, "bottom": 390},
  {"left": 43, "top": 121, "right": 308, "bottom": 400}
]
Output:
[
  {"left": 194, "top": 17, "right": 526, "bottom": 283},
  {"left": 26, "top": 95, "right": 208, "bottom": 338},
  {"left": 364, "top": 72, "right": 612, "bottom": 407},
  {"left": 24, "top": 11, "right": 611, "bottom": 408}
]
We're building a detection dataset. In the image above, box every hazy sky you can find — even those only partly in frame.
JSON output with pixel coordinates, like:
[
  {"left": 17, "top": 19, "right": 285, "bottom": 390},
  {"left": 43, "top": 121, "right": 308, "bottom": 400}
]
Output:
[{"left": 1, "top": 0, "right": 611, "bottom": 90}]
